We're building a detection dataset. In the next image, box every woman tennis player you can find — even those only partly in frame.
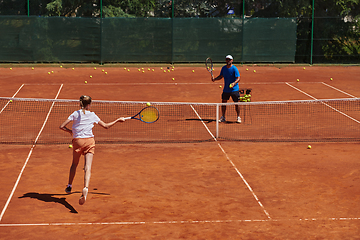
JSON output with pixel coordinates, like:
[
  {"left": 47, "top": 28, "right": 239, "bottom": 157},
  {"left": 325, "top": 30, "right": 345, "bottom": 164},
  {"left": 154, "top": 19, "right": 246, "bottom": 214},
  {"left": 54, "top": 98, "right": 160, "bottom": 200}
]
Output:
[{"left": 60, "top": 95, "right": 125, "bottom": 205}]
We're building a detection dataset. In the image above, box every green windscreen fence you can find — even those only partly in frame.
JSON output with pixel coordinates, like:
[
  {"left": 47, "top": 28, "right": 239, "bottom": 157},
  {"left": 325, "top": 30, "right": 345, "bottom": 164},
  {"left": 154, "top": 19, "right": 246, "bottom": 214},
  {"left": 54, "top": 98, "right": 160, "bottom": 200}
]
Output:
[{"left": 0, "top": 16, "right": 297, "bottom": 63}]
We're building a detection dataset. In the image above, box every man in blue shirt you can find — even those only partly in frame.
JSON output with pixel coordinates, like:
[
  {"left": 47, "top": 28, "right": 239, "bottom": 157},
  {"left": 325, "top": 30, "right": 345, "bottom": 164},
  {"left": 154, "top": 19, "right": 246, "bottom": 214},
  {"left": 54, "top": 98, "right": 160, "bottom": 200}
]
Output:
[{"left": 212, "top": 55, "right": 241, "bottom": 123}]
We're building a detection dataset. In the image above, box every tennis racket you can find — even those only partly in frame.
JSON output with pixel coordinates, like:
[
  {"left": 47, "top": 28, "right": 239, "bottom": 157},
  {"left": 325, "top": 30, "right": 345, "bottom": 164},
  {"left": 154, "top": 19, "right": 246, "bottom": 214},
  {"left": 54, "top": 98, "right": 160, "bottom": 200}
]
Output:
[
  {"left": 205, "top": 57, "right": 213, "bottom": 78},
  {"left": 124, "top": 106, "right": 159, "bottom": 123}
]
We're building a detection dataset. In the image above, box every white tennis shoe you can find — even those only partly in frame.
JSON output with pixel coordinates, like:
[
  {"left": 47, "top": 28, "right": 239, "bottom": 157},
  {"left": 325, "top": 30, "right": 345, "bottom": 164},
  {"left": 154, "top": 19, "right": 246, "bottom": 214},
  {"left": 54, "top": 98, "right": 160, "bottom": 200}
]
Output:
[
  {"left": 237, "top": 116, "right": 242, "bottom": 123},
  {"left": 79, "top": 187, "right": 88, "bottom": 205}
]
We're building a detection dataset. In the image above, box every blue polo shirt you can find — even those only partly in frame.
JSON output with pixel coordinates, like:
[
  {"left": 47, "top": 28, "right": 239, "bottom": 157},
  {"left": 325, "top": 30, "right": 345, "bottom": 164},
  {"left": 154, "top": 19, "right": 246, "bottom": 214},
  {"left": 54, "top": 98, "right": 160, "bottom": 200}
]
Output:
[{"left": 220, "top": 65, "right": 240, "bottom": 93}]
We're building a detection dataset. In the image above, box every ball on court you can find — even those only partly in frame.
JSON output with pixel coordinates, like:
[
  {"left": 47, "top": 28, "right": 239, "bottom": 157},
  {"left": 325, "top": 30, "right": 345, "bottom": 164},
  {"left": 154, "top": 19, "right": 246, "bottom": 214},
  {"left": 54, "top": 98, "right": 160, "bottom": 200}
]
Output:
[
  {"left": 146, "top": 102, "right": 151, "bottom": 106},
  {"left": 172, "top": 78, "right": 175, "bottom": 81},
  {"left": 253, "top": 70, "right": 256, "bottom": 73},
  {"left": 127, "top": 69, "right": 130, "bottom": 72},
  {"left": 102, "top": 69, "right": 105, "bottom": 72},
  {"left": 330, "top": 78, "right": 333, "bottom": 81},
  {"left": 297, "top": 79, "right": 299, "bottom": 82},
  {"left": 32, "top": 67, "right": 34, "bottom": 70},
  {"left": 9, "top": 100, "right": 13, "bottom": 103},
  {"left": 229, "top": 84, "right": 233, "bottom": 88},
  {"left": 192, "top": 70, "right": 195, "bottom": 72},
  {"left": 85, "top": 81, "right": 87, "bottom": 84},
  {"left": 9, "top": 68, "right": 12, "bottom": 70},
  {"left": 105, "top": 72, "right": 107, "bottom": 74},
  {"left": 303, "top": 67, "right": 306, "bottom": 70},
  {"left": 307, "top": 145, "right": 311, "bottom": 149},
  {"left": 246, "top": 68, "right": 248, "bottom": 71},
  {"left": 72, "top": 68, "right": 74, "bottom": 70},
  {"left": 48, "top": 72, "right": 51, "bottom": 74},
  {"left": 94, "top": 67, "right": 96, "bottom": 70},
  {"left": 60, "top": 65, "right": 63, "bottom": 68},
  {"left": 69, "top": 144, "right": 73, "bottom": 148},
  {"left": 219, "top": 85, "right": 222, "bottom": 88},
  {"left": 90, "top": 75, "right": 92, "bottom": 78}
]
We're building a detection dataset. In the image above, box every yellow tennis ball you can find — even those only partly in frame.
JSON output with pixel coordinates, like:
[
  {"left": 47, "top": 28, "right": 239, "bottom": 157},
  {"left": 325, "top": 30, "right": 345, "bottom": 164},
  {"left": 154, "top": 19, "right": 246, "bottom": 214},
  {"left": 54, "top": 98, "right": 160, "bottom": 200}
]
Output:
[
  {"left": 94, "top": 67, "right": 96, "bottom": 70},
  {"left": 219, "top": 85, "right": 222, "bottom": 88},
  {"left": 192, "top": 70, "right": 195, "bottom": 72},
  {"left": 146, "top": 102, "right": 151, "bottom": 106},
  {"left": 9, "top": 100, "right": 13, "bottom": 103},
  {"left": 105, "top": 72, "right": 107, "bottom": 74},
  {"left": 9, "top": 68, "right": 12, "bottom": 70},
  {"left": 84, "top": 81, "right": 87, "bottom": 84},
  {"left": 127, "top": 69, "right": 130, "bottom": 72},
  {"left": 72, "top": 68, "right": 74, "bottom": 70},
  {"left": 246, "top": 68, "right": 248, "bottom": 71},
  {"left": 102, "top": 69, "right": 105, "bottom": 72},
  {"left": 297, "top": 79, "right": 299, "bottom": 82},
  {"left": 307, "top": 145, "right": 311, "bottom": 149},
  {"left": 229, "top": 84, "right": 233, "bottom": 88},
  {"left": 32, "top": 67, "right": 34, "bottom": 70},
  {"left": 330, "top": 78, "right": 333, "bottom": 81},
  {"left": 60, "top": 65, "right": 63, "bottom": 68},
  {"left": 48, "top": 72, "right": 51, "bottom": 74},
  {"left": 253, "top": 70, "right": 256, "bottom": 73},
  {"left": 69, "top": 144, "right": 73, "bottom": 148},
  {"left": 303, "top": 67, "right": 306, "bottom": 70},
  {"left": 90, "top": 75, "right": 92, "bottom": 78}
]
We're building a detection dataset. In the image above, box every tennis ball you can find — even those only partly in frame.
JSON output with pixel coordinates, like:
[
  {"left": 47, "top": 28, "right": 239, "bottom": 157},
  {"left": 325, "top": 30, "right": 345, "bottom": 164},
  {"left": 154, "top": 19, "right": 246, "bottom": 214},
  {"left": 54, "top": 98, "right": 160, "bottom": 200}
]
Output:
[
  {"left": 48, "top": 72, "right": 51, "bottom": 74},
  {"left": 148, "top": 68, "right": 150, "bottom": 71},
  {"left": 72, "top": 68, "right": 74, "bottom": 70},
  {"left": 94, "top": 67, "right": 96, "bottom": 70},
  {"left": 105, "top": 72, "right": 107, "bottom": 74},
  {"left": 85, "top": 81, "right": 87, "bottom": 84},
  {"left": 246, "top": 68, "right": 248, "bottom": 71},
  {"left": 146, "top": 102, "right": 151, "bottom": 106},
  {"left": 152, "top": 69, "right": 154, "bottom": 71},
  {"left": 307, "top": 145, "right": 311, "bottom": 149},
  {"left": 32, "top": 67, "right": 34, "bottom": 70},
  {"left": 164, "top": 70, "right": 166, "bottom": 73},
  {"left": 69, "top": 144, "right": 73, "bottom": 148},
  {"left": 102, "top": 69, "right": 105, "bottom": 72},
  {"left": 330, "top": 78, "right": 333, "bottom": 81},
  {"left": 303, "top": 67, "right": 306, "bottom": 70},
  {"left": 51, "top": 71, "right": 54, "bottom": 73},
  {"left": 253, "top": 70, "right": 256, "bottom": 73},
  {"left": 219, "top": 85, "right": 222, "bottom": 88},
  {"left": 172, "top": 78, "right": 175, "bottom": 81},
  {"left": 192, "top": 70, "right": 195, "bottom": 72},
  {"left": 60, "top": 65, "right": 63, "bottom": 68},
  {"left": 90, "top": 75, "right": 92, "bottom": 78},
  {"left": 9, "top": 99, "right": 13, "bottom": 103},
  {"left": 297, "top": 79, "right": 299, "bottom": 82},
  {"left": 138, "top": 69, "right": 141, "bottom": 71},
  {"left": 127, "top": 69, "right": 130, "bottom": 72},
  {"left": 9, "top": 68, "right": 12, "bottom": 70},
  {"left": 229, "top": 84, "right": 233, "bottom": 88}
]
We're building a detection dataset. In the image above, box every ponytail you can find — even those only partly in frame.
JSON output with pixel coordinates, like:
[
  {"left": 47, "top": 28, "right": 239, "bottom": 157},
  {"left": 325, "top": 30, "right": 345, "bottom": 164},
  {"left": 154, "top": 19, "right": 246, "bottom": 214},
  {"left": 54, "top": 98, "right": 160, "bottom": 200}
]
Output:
[{"left": 80, "top": 95, "right": 92, "bottom": 114}]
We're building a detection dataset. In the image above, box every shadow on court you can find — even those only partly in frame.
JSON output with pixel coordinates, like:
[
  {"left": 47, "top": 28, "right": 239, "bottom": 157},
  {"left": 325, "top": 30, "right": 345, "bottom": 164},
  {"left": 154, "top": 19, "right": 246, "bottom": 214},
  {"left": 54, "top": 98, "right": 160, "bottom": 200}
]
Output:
[{"left": 19, "top": 192, "right": 79, "bottom": 213}]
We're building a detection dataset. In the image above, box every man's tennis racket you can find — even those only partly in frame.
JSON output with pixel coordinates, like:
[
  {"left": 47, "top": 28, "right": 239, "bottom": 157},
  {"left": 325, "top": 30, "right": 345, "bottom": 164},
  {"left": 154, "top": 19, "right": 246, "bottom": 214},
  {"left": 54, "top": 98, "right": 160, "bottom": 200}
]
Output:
[
  {"left": 205, "top": 57, "right": 213, "bottom": 78},
  {"left": 124, "top": 106, "right": 159, "bottom": 123}
]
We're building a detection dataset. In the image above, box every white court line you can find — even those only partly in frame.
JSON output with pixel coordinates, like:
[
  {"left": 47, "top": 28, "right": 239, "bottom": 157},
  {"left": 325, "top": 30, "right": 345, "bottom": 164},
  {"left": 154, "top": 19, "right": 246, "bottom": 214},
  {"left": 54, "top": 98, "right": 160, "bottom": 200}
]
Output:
[
  {"left": 0, "top": 84, "right": 64, "bottom": 222},
  {"left": 0, "top": 84, "right": 24, "bottom": 114},
  {"left": 190, "top": 105, "right": 271, "bottom": 219},
  {"left": 322, "top": 82, "right": 357, "bottom": 98},
  {"left": 2, "top": 217, "right": 360, "bottom": 227},
  {"left": 22, "top": 81, "right": 323, "bottom": 86},
  {"left": 286, "top": 83, "right": 360, "bottom": 124}
]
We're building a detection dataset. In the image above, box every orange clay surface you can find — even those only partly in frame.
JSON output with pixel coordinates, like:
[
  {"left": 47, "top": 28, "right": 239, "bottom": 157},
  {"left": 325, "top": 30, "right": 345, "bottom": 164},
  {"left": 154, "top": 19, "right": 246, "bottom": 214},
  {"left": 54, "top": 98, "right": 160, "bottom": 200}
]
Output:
[{"left": 0, "top": 64, "right": 360, "bottom": 239}]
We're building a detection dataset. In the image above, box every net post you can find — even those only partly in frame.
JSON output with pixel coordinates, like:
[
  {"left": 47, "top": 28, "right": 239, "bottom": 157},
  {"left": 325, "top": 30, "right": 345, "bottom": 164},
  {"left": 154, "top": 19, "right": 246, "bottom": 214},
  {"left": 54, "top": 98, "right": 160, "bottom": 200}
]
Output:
[{"left": 216, "top": 104, "right": 219, "bottom": 139}]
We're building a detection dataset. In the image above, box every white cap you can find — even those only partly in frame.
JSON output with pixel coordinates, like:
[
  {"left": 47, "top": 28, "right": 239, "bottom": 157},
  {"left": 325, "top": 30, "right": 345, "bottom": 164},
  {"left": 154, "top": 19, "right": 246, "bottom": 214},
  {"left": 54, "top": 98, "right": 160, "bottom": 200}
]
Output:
[{"left": 225, "top": 55, "right": 233, "bottom": 60}]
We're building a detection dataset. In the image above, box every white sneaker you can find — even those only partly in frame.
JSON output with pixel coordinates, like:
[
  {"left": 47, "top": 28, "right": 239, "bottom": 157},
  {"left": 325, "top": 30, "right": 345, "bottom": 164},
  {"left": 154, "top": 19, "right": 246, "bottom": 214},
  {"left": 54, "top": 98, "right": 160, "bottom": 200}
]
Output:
[
  {"left": 219, "top": 116, "right": 226, "bottom": 123},
  {"left": 79, "top": 187, "right": 88, "bottom": 205},
  {"left": 237, "top": 116, "right": 242, "bottom": 123}
]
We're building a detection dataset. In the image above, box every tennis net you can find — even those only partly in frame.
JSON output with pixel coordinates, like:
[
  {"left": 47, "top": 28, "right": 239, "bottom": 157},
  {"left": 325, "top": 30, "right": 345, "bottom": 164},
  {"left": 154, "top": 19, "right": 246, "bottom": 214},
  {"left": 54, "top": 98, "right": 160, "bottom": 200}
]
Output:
[{"left": 0, "top": 97, "right": 359, "bottom": 144}]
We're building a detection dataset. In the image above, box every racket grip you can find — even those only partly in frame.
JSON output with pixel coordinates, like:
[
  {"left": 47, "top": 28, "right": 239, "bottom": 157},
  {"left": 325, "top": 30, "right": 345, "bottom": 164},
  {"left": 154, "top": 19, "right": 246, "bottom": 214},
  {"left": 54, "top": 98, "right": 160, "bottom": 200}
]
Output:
[{"left": 124, "top": 117, "right": 132, "bottom": 120}]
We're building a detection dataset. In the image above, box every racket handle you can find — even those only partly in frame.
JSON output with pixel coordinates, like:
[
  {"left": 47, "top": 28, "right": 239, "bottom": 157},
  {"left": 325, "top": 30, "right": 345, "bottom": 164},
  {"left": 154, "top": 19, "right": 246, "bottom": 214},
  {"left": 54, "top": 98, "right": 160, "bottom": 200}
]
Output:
[{"left": 124, "top": 117, "right": 132, "bottom": 120}]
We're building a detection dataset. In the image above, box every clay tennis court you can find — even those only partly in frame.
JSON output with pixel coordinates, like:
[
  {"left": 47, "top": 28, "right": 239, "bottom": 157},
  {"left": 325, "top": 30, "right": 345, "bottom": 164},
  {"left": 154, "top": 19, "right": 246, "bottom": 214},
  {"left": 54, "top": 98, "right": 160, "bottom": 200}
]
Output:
[{"left": 0, "top": 64, "right": 360, "bottom": 239}]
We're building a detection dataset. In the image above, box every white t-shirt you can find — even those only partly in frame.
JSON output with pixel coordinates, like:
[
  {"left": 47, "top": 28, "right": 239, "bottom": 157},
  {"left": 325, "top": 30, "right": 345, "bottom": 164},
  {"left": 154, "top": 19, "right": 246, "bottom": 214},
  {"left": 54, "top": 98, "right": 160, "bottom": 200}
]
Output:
[{"left": 68, "top": 110, "right": 100, "bottom": 139}]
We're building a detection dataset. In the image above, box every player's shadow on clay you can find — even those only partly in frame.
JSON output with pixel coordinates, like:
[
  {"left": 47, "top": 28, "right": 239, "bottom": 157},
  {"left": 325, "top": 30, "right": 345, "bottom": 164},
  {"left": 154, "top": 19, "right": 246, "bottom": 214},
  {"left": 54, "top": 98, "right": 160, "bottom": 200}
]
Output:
[{"left": 19, "top": 192, "right": 79, "bottom": 213}]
